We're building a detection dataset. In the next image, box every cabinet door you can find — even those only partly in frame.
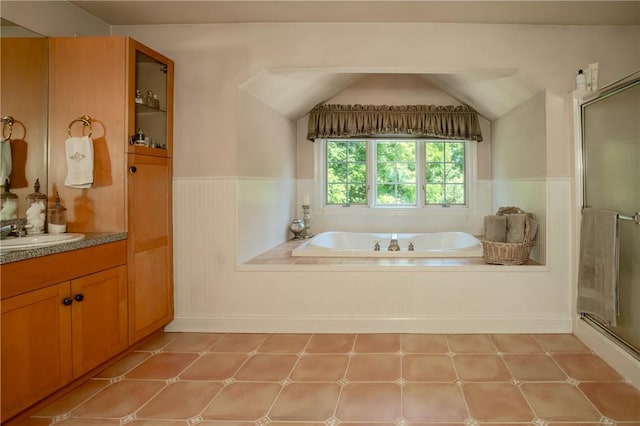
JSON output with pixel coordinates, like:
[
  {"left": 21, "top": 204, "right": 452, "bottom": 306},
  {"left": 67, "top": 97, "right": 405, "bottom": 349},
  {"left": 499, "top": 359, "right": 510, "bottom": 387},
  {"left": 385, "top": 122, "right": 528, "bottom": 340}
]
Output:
[
  {"left": 1, "top": 283, "right": 72, "bottom": 422},
  {"left": 127, "top": 38, "right": 174, "bottom": 158},
  {"left": 128, "top": 154, "right": 173, "bottom": 344},
  {"left": 71, "top": 266, "right": 128, "bottom": 377}
]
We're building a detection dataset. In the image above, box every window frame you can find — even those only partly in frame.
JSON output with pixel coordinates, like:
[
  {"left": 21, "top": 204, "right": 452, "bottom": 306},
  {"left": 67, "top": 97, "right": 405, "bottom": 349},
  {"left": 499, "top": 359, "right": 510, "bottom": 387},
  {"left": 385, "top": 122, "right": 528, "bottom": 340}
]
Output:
[{"left": 315, "top": 138, "right": 476, "bottom": 213}]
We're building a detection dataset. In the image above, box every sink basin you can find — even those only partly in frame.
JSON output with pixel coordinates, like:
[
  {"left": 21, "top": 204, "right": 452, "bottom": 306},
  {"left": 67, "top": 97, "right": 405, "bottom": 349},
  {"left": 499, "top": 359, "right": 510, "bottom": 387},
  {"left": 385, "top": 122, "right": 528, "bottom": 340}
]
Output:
[{"left": 0, "top": 233, "right": 85, "bottom": 253}]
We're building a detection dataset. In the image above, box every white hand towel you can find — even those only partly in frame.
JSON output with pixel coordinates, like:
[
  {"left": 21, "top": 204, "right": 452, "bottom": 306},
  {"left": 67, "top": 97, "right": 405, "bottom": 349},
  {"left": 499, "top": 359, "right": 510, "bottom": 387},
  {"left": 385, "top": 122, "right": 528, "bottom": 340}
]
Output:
[
  {"left": 0, "top": 137, "right": 12, "bottom": 185},
  {"left": 65, "top": 136, "right": 94, "bottom": 189}
]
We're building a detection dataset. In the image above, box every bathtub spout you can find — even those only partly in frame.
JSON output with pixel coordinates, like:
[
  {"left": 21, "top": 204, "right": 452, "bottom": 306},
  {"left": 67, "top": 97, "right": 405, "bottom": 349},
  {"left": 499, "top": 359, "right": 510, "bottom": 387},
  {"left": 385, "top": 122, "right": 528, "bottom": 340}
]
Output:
[{"left": 388, "top": 233, "right": 400, "bottom": 251}]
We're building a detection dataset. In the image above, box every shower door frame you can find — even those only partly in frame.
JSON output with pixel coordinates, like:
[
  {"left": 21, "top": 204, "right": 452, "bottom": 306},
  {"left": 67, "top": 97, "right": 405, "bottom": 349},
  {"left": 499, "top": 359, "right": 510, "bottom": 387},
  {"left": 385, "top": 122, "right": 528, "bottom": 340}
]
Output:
[{"left": 576, "top": 70, "right": 640, "bottom": 360}]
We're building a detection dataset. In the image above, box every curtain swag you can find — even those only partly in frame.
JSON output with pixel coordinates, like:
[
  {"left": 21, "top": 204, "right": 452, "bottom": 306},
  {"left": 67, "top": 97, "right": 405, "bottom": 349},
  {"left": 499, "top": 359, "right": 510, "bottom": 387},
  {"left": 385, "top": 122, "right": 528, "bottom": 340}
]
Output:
[{"left": 306, "top": 104, "right": 483, "bottom": 142}]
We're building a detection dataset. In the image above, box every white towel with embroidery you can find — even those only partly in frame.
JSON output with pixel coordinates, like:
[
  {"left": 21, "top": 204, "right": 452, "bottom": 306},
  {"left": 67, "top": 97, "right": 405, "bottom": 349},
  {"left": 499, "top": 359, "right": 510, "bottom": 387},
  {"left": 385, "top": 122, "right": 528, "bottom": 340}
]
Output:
[
  {"left": 65, "top": 136, "right": 94, "bottom": 188},
  {"left": 0, "top": 137, "right": 12, "bottom": 185}
]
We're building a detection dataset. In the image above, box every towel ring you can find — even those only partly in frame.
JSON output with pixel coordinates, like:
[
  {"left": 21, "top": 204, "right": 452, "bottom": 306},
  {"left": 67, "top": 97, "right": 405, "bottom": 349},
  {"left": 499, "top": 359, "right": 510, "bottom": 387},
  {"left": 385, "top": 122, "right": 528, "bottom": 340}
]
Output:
[
  {"left": 68, "top": 115, "right": 92, "bottom": 137},
  {"left": 1, "top": 116, "right": 14, "bottom": 139}
]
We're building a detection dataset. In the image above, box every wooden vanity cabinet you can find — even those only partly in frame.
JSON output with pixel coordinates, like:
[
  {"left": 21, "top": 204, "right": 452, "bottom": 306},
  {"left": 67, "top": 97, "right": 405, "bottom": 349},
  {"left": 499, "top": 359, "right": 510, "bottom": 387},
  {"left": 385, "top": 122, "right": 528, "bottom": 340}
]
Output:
[
  {"left": 48, "top": 36, "right": 174, "bottom": 346},
  {"left": 0, "top": 241, "right": 127, "bottom": 422}
]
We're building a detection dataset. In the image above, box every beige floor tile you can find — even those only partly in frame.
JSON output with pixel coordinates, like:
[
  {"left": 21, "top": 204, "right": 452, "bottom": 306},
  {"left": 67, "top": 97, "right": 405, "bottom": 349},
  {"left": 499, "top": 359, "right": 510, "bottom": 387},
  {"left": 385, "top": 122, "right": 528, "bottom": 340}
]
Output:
[
  {"left": 502, "top": 354, "right": 567, "bottom": 381},
  {"left": 179, "top": 353, "right": 248, "bottom": 381},
  {"left": 306, "top": 334, "right": 355, "bottom": 353},
  {"left": 13, "top": 418, "right": 63, "bottom": 426},
  {"left": 403, "top": 354, "right": 457, "bottom": 382},
  {"left": 490, "top": 334, "right": 543, "bottom": 353},
  {"left": 258, "top": 334, "right": 311, "bottom": 353},
  {"left": 36, "top": 379, "right": 111, "bottom": 416},
  {"left": 347, "top": 354, "right": 401, "bottom": 381},
  {"left": 579, "top": 382, "right": 640, "bottom": 421},
  {"left": 136, "top": 332, "right": 178, "bottom": 352},
  {"left": 533, "top": 334, "right": 591, "bottom": 353},
  {"left": 72, "top": 380, "right": 166, "bottom": 418},
  {"left": 130, "top": 421, "right": 191, "bottom": 426},
  {"left": 234, "top": 354, "right": 298, "bottom": 381},
  {"left": 95, "top": 352, "right": 151, "bottom": 378},
  {"left": 552, "top": 353, "right": 623, "bottom": 381},
  {"left": 336, "top": 383, "right": 401, "bottom": 422},
  {"left": 290, "top": 354, "right": 349, "bottom": 381},
  {"left": 201, "top": 382, "right": 281, "bottom": 420},
  {"left": 521, "top": 383, "right": 600, "bottom": 421},
  {"left": 162, "top": 332, "right": 224, "bottom": 352},
  {"left": 354, "top": 334, "right": 401, "bottom": 353},
  {"left": 453, "top": 354, "right": 512, "bottom": 381},
  {"left": 463, "top": 382, "right": 534, "bottom": 422},
  {"left": 403, "top": 383, "right": 468, "bottom": 422},
  {"left": 269, "top": 383, "right": 341, "bottom": 421},
  {"left": 401, "top": 334, "right": 449, "bottom": 353},
  {"left": 136, "top": 381, "right": 223, "bottom": 419},
  {"left": 447, "top": 334, "right": 497, "bottom": 353},
  {"left": 208, "top": 334, "right": 269, "bottom": 352},
  {"left": 57, "top": 419, "right": 121, "bottom": 425},
  {"left": 125, "top": 352, "right": 199, "bottom": 380}
]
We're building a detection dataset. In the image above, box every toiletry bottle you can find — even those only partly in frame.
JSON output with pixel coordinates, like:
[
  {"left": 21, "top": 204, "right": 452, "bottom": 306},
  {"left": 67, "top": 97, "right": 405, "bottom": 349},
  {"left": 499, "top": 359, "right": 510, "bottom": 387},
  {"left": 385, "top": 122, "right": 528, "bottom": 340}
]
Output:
[
  {"left": 576, "top": 69, "right": 587, "bottom": 91},
  {"left": 25, "top": 178, "right": 47, "bottom": 234},
  {"left": 0, "top": 179, "right": 18, "bottom": 220},
  {"left": 47, "top": 192, "right": 67, "bottom": 234}
]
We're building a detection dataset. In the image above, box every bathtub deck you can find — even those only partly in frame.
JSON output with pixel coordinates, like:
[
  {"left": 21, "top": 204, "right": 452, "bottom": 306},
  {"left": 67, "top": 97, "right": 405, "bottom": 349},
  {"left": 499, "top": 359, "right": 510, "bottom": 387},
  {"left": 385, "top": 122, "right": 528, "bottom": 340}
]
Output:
[{"left": 245, "top": 239, "right": 540, "bottom": 266}]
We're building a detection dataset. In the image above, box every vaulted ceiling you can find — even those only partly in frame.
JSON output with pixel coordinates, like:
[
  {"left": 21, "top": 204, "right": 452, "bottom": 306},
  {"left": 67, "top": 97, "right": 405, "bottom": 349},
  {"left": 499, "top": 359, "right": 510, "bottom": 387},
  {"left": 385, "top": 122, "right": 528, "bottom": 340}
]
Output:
[{"left": 68, "top": 1, "right": 638, "bottom": 121}]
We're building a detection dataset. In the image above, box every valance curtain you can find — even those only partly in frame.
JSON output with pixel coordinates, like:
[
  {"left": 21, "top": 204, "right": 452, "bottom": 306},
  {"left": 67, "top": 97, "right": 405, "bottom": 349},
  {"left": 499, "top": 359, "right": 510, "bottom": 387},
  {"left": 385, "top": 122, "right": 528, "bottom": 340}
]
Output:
[{"left": 306, "top": 104, "right": 483, "bottom": 142}]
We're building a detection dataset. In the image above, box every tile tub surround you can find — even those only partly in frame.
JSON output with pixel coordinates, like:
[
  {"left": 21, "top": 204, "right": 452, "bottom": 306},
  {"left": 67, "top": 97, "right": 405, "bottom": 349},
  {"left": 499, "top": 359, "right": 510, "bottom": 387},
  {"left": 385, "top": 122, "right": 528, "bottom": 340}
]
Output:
[
  {"left": 17, "top": 332, "right": 640, "bottom": 425},
  {"left": 245, "top": 240, "right": 540, "bottom": 266},
  {"left": 0, "top": 232, "right": 127, "bottom": 264}
]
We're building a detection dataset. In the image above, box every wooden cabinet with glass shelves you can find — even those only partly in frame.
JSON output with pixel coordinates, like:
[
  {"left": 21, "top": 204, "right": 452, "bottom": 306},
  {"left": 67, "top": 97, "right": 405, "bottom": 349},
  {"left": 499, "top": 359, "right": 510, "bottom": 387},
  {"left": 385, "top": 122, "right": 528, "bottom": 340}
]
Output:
[{"left": 127, "top": 39, "right": 173, "bottom": 158}]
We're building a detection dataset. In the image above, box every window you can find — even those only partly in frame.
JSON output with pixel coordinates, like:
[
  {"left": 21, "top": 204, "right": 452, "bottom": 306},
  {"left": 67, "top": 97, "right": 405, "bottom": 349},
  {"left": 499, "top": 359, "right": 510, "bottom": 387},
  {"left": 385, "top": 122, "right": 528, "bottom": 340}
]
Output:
[
  {"left": 376, "top": 141, "right": 417, "bottom": 205},
  {"left": 425, "top": 141, "right": 466, "bottom": 205},
  {"left": 326, "top": 140, "right": 367, "bottom": 205},
  {"left": 322, "top": 139, "right": 468, "bottom": 208}
]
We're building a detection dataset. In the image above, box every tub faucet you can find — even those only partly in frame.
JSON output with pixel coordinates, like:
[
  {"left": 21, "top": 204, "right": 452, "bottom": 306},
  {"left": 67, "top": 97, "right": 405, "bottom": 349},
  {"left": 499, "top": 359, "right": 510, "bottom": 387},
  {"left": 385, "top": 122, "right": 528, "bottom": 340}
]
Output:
[{"left": 388, "top": 233, "right": 400, "bottom": 251}]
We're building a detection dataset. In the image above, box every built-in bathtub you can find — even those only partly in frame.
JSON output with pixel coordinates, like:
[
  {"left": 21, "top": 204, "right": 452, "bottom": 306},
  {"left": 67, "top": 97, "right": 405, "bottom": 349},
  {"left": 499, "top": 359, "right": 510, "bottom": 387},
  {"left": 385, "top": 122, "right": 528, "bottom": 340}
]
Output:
[{"left": 291, "top": 231, "right": 483, "bottom": 258}]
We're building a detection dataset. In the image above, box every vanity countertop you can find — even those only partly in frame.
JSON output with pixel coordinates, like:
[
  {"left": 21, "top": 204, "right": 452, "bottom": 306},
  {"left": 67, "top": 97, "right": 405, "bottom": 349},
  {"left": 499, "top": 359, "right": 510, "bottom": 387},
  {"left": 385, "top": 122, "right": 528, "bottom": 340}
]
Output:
[{"left": 0, "top": 232, "right": 127, "bottom": 265}]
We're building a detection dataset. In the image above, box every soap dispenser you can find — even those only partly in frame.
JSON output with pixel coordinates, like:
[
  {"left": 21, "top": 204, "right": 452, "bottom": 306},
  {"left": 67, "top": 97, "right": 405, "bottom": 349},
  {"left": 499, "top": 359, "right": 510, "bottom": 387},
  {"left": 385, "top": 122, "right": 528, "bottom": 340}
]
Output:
[
  {"left": 47, "top": 192, "right": 67, "bottom": 234},
  {"left": 25, "top": 178, "right": 47, "bottom": 234},
  {"left": 0, "top": 179, "right": 18, "bottom": 220}
]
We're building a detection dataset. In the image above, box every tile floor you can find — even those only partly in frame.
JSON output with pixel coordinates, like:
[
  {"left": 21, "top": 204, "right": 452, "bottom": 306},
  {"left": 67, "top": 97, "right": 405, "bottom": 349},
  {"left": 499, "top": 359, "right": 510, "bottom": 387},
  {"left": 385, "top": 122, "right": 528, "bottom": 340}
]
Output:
[{"left": 17, "top": 332, "right": 640, "bottom": 426}]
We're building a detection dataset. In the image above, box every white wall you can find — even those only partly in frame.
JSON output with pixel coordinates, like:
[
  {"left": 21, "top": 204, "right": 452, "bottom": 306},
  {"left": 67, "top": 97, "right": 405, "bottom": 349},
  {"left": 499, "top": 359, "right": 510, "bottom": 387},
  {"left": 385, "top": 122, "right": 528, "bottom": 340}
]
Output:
[{"left": 110, "top": 22, "right": 638, "bottom": 336}]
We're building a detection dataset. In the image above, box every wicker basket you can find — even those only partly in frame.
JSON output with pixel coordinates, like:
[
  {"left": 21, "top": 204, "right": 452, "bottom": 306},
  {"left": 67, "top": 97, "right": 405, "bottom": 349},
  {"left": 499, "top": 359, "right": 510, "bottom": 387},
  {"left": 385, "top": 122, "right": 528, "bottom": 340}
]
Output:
[
  {"left": 481, "top": 239, "right": 534, "bottom": 265},
  {"left": 481, "top": 206, "right": 535, "bottom": 265}
]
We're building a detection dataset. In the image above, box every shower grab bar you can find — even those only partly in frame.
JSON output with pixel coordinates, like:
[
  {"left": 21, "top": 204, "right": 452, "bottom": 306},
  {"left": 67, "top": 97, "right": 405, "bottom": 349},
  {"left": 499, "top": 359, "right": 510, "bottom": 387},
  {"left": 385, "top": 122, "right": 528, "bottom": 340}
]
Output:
[
  {"left": 582, "top": 206, "right": 640, "bottom": 225},
  {"left": 618, "top": 212, "right": 640, "bottom": 225}
]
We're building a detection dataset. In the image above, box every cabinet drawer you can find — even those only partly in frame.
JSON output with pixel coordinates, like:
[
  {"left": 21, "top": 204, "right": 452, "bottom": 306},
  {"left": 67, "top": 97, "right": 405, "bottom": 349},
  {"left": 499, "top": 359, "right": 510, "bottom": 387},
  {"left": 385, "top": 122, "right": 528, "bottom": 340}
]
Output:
[{"left": 1, "top": 240, "right": 126, "bottom": 299}]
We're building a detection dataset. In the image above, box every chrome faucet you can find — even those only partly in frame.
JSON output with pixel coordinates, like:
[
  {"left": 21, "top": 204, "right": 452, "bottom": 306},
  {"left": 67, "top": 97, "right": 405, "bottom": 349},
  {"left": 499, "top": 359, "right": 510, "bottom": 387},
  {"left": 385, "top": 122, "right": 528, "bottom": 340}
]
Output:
[{"left": 388, "top": 233, "right": 400, "bottom": 251}]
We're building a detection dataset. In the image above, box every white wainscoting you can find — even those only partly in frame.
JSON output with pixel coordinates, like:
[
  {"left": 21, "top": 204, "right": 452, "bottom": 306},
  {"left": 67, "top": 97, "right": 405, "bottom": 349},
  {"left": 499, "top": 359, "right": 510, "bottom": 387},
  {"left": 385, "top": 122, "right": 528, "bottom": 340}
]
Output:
[{"left": 170, "top": 177, "right": 572, "bottom": 334}]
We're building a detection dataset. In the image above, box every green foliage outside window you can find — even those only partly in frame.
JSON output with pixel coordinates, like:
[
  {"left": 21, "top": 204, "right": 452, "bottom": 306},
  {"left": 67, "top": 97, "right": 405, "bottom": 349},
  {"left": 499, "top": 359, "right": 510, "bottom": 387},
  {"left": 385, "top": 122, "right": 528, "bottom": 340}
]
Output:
[
  {"left": 376, "top": 141, "right": 416, "bottom": 205},
  {"left": 425, "top": 142, "right": 465, "bottom": 205},
  {"left": 326, "top": 141, "right": 367, "bottom": 204}
]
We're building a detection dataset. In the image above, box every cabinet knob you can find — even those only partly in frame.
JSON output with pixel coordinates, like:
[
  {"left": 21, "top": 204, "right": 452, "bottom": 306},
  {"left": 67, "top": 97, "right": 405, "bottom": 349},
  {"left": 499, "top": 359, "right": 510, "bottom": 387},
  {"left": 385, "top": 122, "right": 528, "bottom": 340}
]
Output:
[
  {"left": 62, "top": 297, "right": 73, "bottom": 306},
  {"left": 74, "top": 293, "right": 85, "bottom": 302},
  {"left": 129, "top": 166, "right": 137, "bottom": 174}
]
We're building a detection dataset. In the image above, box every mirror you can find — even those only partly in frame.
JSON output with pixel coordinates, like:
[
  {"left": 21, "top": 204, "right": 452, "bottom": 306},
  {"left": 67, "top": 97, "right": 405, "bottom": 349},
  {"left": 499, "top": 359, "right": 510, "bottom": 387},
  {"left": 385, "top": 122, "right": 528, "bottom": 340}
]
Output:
[{"left": 0, "top": 19, "right": 48, "bottom": 221}]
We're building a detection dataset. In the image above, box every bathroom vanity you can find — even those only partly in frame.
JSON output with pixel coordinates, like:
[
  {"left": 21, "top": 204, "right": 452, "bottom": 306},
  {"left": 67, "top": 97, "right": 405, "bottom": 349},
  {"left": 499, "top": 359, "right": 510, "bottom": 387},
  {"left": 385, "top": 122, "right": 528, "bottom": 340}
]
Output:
[
  {"left": 0, "top": 36, "right": 174, "bottom": 423},
  {"left": 0, "top": 237, "right": 127, "bottom": 421}
]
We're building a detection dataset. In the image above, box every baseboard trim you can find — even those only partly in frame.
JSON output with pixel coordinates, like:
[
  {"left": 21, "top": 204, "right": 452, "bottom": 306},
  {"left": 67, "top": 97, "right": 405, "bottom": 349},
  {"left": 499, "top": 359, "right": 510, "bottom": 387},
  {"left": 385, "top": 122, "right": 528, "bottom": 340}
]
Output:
[{"left": 165, "top": 315, "right": 572, "bottom": 334}]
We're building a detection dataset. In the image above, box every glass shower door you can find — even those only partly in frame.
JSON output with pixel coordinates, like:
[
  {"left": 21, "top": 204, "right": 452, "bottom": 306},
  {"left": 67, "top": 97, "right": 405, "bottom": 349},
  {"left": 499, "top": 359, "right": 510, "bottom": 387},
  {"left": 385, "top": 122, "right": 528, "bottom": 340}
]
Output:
[{"left": 581, "top": 74, "right": 640, "bottom": 354}]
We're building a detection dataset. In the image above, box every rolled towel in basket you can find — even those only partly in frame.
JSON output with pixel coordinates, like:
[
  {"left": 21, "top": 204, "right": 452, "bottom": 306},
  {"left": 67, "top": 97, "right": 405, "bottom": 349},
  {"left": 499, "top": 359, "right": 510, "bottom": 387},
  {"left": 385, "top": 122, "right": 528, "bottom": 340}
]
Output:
[
  {"left": 506, "top": 214, "right": 527, "bottom": 243},
  {"left": 483, "top": 215, "right": 507, "bottom": 242}
]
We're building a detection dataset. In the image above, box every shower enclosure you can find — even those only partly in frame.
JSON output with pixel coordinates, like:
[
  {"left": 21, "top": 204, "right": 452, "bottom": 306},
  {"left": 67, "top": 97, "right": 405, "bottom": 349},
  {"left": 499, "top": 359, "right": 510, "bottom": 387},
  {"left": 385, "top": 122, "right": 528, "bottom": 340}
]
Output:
[{"left": 580, "top": 71, "right": 640, "bottom": 358}]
